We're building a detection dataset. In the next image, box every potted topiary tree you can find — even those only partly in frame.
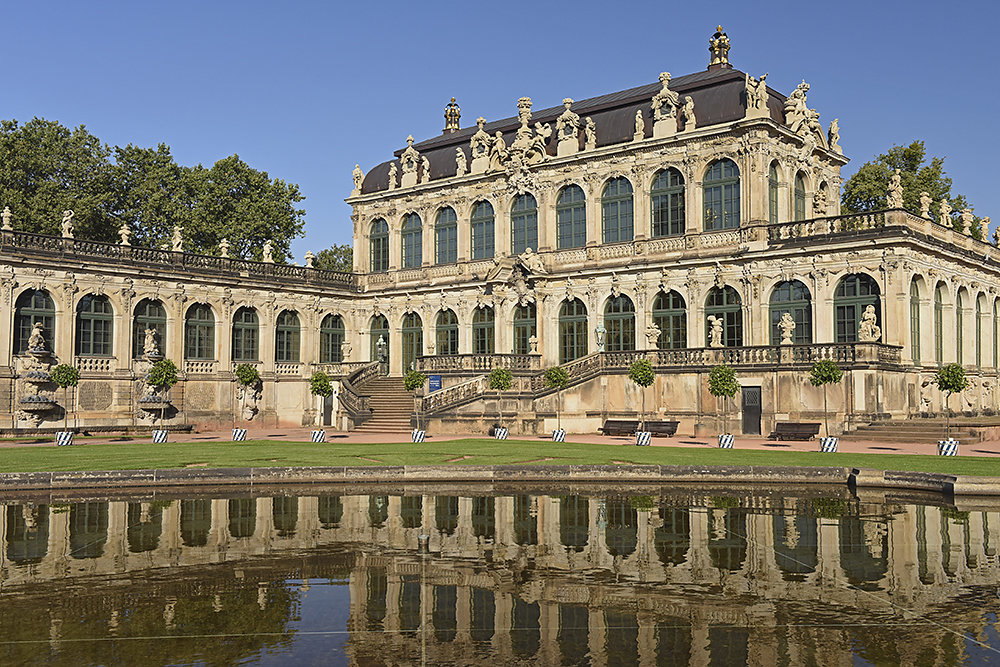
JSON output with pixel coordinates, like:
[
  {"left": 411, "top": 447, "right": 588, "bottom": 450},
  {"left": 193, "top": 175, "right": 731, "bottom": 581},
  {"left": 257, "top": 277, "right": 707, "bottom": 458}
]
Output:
[
  {"left": 809, "top": 359, "right": 844, "bottom": 452},
  {"left": 487, "top": 367, "right": 513, "bottom": 439},
  {"left": 934, "top": 362, "right": 969, "bottom": 455},
  {"left": 708, "top": 364, "right": 739, "bottom": 448},
  {"left": 50, "top": 364, "right": 80, "bottom": 446},
  {"left": 403, "top": 369, "right": 427, "bottom": 442},
  {"left": 628, "top": 357, "right": 655, "bottom": 445},
  {"left": 544, "top": 366, "right": 570, "bottom": 442},
  {"left": 233, "top": 363, "right": 261, "bottom": 441},
  {"left": 309, "top": 371, "right": 333, "bottom": 443},
  {"left": 147, "top": 359, "right": 178, "bottom": 443}
]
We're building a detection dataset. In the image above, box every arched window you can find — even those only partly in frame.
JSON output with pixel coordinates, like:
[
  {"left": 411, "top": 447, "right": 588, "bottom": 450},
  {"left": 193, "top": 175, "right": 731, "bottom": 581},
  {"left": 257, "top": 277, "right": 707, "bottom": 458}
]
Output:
[
  {"left": 232, "top": 307, "right": 259, "bottom": 362},
  {"left": 185, "top": 304, "right": 215, "bottom": 360},
  {"left": 401, "top": 312, "right": 423, "bottom": 371},
  {"left": 511, "top": 194, "right": 538, "bottom": 255},
  {"left": 473, "top": 307, "right": 495, "bottom": 355},
  {"left": 834, "top": 274, "right": 881, "bottom": 344},
  {"left": 513, "top": 303, "right": 536, "bottom": 355},
  {"left": 370, "top": 314, "right": 389, "bottom": 364},
  {"left": 470, "top": 201, "right": 495, "bottom": 260},
  {"left": 401, "top": 213, "right": 422, "bottom": 269},
  {"left": 370, "top": 219, "right": 389, "bottom": 273},
  {"left": 794, "top": 172, "right": 807, "bottom": 221},
  {"left": 559, "top": 299, "right": 588, "bottom": 363},
  {"left": 14, "top": 289, "right": 55, "bottom": 354},
  {"left": 769, "top": 280, "right": 812, "bottom": 344},
  {"left": 977, "top": 297, "right": 983, "bottom": 369},
  {"left": 320, "top": 314, "right": 345, "bottom": 363},
  {"left": 436, "top": 310, "right": 459, "bottom": 355},
  {"left": 703, "top": 159, "right": 740, "bottom": 231},
  {"left": 652, "top": 291, "right": 687, "bottom": 349},
  {"left": 133, "top": 299, "right": 166, "bottom": 359},
  {"left": 934, "top": 284, "right": 945, "bottom": 365},
  {"left": 602, "top": 177, "right": 634, "bottom": 243},
  {"left": 705, "top": 287, "right": 743, "bottom": 347},
  {"left": 435, "top": 207, "right": 458, "bottom": 264},
  {"left": 768, "top": 162, "right": 780, "bottom": 224},
  {"left": 75, "top": 295, "right": 113, "bottom": 356},
  {"left": 651, "top": 168, "right": 685, "bottom": 237},
  {"left": 909, "top": 280, "right": 920, "bottom": 365},
  {"left": 556, "top": 185, "right": 586, "bottom": 249},
  {"left": 955, "top": 292, "right": 964, "bottom": 366},
  {"left": 275, "top": 311, "right": 300, "bottom": 363},
  {"left": 604, "top": 295, "right": 635, "bottom": 351}
]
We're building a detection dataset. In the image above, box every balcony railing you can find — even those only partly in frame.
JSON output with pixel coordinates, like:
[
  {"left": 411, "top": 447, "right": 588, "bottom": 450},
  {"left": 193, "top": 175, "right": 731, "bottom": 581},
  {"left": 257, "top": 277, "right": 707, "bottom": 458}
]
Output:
[{"left": 415, "top": 354, "right": 540, "bottom": 373}]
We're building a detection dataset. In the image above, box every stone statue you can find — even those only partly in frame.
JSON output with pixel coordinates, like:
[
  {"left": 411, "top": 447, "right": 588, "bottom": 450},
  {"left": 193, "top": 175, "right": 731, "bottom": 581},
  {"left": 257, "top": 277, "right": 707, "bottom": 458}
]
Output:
[
  {"left": 813, "top": 188, "right": 828, "bottom": 216},
  {"left": 651, "top": 72, "right": 678, "bottom": 121},
  {"left": 305, "top": 250, "right": 316, "bottom": 268},
  {"left": 887, "top": 169, "right": 903, "bottom": 209},
  {"left": 119, "top": 222, "right": 131, "bottom": 246},
  {"left": 351, "top": 164, "right": 364, "bottom": 195},
  {"left": 744, "top": 72, "right": 769, "bottom": 119},
  {"left": 858, "top": 305, "right": 882, "bottom": 342},
  {"left": 387, "top": 162, "right": 397, "bottom": 190},
  {"left": 633, "top": 110, "right": 645, "bottom": 142},
  {"left": 784, "top": 81, "right": 825, "bottom": 144},
  {"left": 488, "top": 131, "right": 508, "bottom": 172},
  {"left": 919, "top": 191, "right": 933, "bottom": 218},
  {"left": 143, "top": 326, "right": 160, "bottom": 357},
  {"left": 828, "top": 118, "right": 842, "bottom": 153},
  {"left": 645, "top": 322, "right": 661, "bottom": 349},
  {"left": 708, "top": 316, "right": 724, "bottom": 348},
  {"left": 681, "top": 96, "right": 696, "bottom": 131},
  {"left": 420, "top": 156, "right": 432, "bottom": 184},
  {"left": 992, "top": 223, "right": 1000, "bottom": 246},
  {"left": 778, "top": 312, "right": 795, "bottom": 345},
  {"left": 1, "top": 206, "right": 11, "bottom": 231},
  {"left": 455, "top": 147, "right": 467, "bottom": 177},
  {"left": 518, "top": 247, "right": 546, "bottom": 275},
  {"left": 595, "top": 323, "right": 607, "bottom": 352},
  {"left": 262, "top": 240, "right": 274, "bottom": 263},
  {"left": 939, "top": 199, "right": 952, "bottom": 226},
  {"left": 400, "top": 136, "right": 420, "bottom": 188},
  {"left": 958, "top": 208, "right": 975, "bottom": 235},
  {"left": 584, "top": 117, "right": 596, "bottom": 150},
  {"left": 219, "top": 238, "right": 230, "bottom": 258},
  {"left": 528, "top": 335, "right": 538, "bottom": 354},
  {"left": 172, "top": 225, "right": 183, "bottom": 252},
  {"left": 469, "top": 117, "right": 491, "bottom": 174},
  {"left": 982, "top": 217, "right": 992, "bottom": 243},
  {"left": 61, "top": 210, "right": 75, "bottom": 238},
  {"left": 28, "top": 321, "right": 45, "bottom": 351},
  {"left": 555, "top": 98, "right": 580, "bottom": 157}
]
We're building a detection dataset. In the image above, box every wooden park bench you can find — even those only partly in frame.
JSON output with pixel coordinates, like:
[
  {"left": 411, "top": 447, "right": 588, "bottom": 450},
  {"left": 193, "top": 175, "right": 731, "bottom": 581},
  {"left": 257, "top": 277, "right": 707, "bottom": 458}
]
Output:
[
  {"left": 600, "top": 420, "right": 640, "bottom": 436},
  {"left": 645, "top": 421, "right": 680, "bottom": 437},
  {"left": 767, "top": 422, "right": 822, "bottom": 441}
]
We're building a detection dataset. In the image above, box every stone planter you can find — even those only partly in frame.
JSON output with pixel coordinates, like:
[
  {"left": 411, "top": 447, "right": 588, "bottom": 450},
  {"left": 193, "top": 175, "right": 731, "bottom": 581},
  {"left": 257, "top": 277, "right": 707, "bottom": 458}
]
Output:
[
  {"left": 938, "top": 438, "right": 959, "bottom": 456},
  {"left": 232, "top": 428, "right": 247, "bottom": 441},
  {"left": 152, "top": 430, "right": 168, "bottom": 444},
  {"left": 55, "top": 431, "right": 74, "bottom": 447},
  {"left": 820, "top": 436, "right": 839, "bottom": 452},
  {"left": 635, "top": 431, "right": 651, "bottom": 446},
  {"left": 718, "top": 434, "right": 735, "bottom": 448},
  {"left": 311, "top": 430, "right": 326, "bottom": 443},
  {"left": 552, "top": 429, "right": 566, "bottom": 442},
  {"left": 412, "top": 429, "right": 426, "bottom": 443}
]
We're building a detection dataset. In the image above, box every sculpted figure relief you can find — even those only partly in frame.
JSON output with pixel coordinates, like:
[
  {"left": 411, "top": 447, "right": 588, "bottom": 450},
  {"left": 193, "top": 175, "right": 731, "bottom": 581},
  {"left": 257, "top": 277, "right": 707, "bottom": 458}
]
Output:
[
  {"left": 469, "top": 117, "right": 491, "bottom": 174},
  {"left": 555, "top": 98, "right": 580, "bottom": 157},
  {"left": 61, "top": 210, "right": 75, "bottom": 238},
  {"left": 784, "top": 81, "right": 826, "bottom": 146},
  {"left": 387, "top": 162, "right": 397, "bottom": 190},
  {"left": 400, "top": 135, "right": 420, "bottom": 188},
  {"left": 887, "top": 169, "right": 904, "bottom": 209},
  {"left": 172, "top": 225, "right": 183, "bottom": 252},
  {"left": 813, "top": 187, "right": 828, "bottom": 216},
  {"left": 420, "top": 156, "right": 432, "bottom": 184},
  {"left": 455, "top": 147, "right": 468, "bottom": 176},
  {"left": 651, "top": 72, "right": 679, "bottom": 138},
  {"left": 645, "top": 322, "right": 661, "bottom": 349},
  {"left": 143, "top": 326, "right": 160, "bottom": 358},
  {"left": 707, "top": 316, "right": 724, "bottom": 348},
  {"left": 858, "top": 305, "right": 882, "bottom": 342},
  {"left": 633, "top": 109, "right": 645, "bottom": 142},
  {"left": 744, "top": 72, "right": 769, "bottom": 119},
  {"left": 828, "top": 118, "right": 842, "bottom": 153},
  {"left": 352, "top": 164, "right": 364, "bottom": 195},
  {"left": 681, "top": 96, "right": 696, "bottom": 132},
  {"left": 584, "top": 117, "right": 596, "bottom": 150},
  {"left": 518, "top": 247, "right": 547, "bottom": 275},
  {"left": 778, "top": 312, "right": 795, "bottom": 345},
  {"left": 489, "top": 132, "right": 508, "bottom": 172},
  {"left": 28, "top": 321, "right": 45, "bottom": 351},
  {"left": 919, "top": 191, "right": 933, "bottom": 218}
]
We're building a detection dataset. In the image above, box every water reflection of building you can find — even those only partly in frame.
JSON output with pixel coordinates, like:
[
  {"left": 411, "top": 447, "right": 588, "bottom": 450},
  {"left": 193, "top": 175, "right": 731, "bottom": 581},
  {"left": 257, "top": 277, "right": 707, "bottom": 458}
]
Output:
[{"left": 2, "top": 493, "right": 998, "bottom": 664}]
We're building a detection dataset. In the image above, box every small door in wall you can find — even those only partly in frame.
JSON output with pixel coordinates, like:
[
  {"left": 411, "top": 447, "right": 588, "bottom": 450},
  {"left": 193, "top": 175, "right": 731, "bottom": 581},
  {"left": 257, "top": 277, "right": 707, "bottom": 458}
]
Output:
[{"left": 741, "top": 386, "right": 762, "bottom": 435}]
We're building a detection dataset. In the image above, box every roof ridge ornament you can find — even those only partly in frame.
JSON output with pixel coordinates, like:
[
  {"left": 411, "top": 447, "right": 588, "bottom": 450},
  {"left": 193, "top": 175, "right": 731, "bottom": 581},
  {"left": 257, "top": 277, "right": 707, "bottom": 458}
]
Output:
[
  {"left": 444, "top": 97, "right": 461, "bottom": 133},
  {"left": 708, "top": 26, "right": 731, "bottom": 70}
]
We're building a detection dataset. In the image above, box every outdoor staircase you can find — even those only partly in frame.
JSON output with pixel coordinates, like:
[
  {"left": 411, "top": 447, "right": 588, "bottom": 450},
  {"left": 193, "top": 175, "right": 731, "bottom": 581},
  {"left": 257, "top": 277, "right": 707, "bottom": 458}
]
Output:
[
  {"left": 353, "top": 376, "right": 414, "bottom": 433},
  {"left": 840, "top": 418, "right": 996, "bottom": 445}
]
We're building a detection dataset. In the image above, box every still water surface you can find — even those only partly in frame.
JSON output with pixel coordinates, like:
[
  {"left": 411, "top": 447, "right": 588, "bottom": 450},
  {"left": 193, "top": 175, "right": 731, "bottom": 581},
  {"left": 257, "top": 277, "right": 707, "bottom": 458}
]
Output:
[{"left": 1, "top": 486, "right": 1000, "bottom": 665}]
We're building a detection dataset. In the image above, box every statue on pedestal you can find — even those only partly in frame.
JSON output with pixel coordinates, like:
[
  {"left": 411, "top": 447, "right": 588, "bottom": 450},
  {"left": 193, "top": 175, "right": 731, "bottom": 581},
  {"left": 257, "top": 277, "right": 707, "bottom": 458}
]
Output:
[
  {"left": 778, "top": 312, "right": 795, "bottom": 345},
  {"left": 858, "top": 305, "right": 882, "bottom": 342}
]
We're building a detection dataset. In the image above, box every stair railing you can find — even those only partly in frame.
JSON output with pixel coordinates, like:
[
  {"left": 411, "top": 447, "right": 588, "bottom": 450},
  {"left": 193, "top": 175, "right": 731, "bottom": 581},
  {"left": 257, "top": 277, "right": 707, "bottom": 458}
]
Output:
[{"left": 339, "top": 361, "right": 379, "bottom": 428}]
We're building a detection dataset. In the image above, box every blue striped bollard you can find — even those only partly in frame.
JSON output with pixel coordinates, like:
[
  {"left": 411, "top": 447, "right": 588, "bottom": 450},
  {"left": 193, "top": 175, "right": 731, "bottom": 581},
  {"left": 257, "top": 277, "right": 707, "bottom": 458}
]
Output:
[
  {"left": 718, "top": 434, "right": 735, "bottom": 448},
  {"left": 635, "top": 431, "right": 651, "bottom": 446},
  {"left": 152, "top": 430, "right": 168, "bottom": 444},
  {"left": 552, "top": 429, "right": 566, "bottom": 442},
  {"left": 232, "top": 428, "right": 247, "bottom": 441},
  {"left": 819, "top": 437, "right": 839, "bottom": 453},
  {"left": 938, "top": 438, "right": 959, "bottom": 456},
  {"left": 55, "top": 431, "right": 74, "bottom": 447},
  {"left": 412, "top": 429, "right": 426, "bottom": 443},
  {"left": 311, "top": 430, "right": 326, "bottom": 443}
]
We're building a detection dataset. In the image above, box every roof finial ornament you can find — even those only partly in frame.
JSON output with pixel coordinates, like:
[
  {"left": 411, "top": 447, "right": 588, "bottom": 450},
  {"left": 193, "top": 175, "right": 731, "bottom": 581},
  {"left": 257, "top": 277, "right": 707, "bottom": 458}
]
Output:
[
  {"left": 709, "top": 26, "right": 731, "bottom": 70},
  {"left": 444, "top": 97, "right": 461, "bottom": 133}
]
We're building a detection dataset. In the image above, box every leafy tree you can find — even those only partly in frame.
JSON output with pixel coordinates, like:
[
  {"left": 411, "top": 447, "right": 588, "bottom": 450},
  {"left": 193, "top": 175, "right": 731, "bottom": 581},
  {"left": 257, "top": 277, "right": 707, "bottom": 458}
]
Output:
[
  {"left": 934, "top": 363, "right": 969, "bottom": 439},
  {"left": 314, "top": 243, "right": 353, "bottom": 272},
  {"left": 487, "top": 367, "right": 513, "bottom": 431},
  {"left": 234, "top": 363, "right": 261, "bottom": 388},
  {"left": 309, "top": 371, "right": 333, "bottom": 429},
  {"left": 708, "top": 365, "right": 739, "bottom": 436},
  {"left": 147, "top": 359, "right": 179, "bottom": 431},
  {"left": 628, "top": 358, "right": 655, "bottom": 431},
  {"left": 809, "top": 359, "right": 844, "bottom": 439},
  {"left": 543, "top": 366, "right": 570, "bottom": 431},
  {"left": 50, "top": 364, "right": 80, "bottom": 432},
  {"left": 403, "top": 370, "right": 426, "bottom": 431}
]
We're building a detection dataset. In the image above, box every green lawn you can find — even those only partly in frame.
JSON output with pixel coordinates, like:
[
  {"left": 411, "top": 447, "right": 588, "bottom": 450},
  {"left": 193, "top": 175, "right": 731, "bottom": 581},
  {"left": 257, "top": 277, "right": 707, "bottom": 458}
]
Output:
[{"left": 1, "top": 438, "right": 1000, "bottom": 476}]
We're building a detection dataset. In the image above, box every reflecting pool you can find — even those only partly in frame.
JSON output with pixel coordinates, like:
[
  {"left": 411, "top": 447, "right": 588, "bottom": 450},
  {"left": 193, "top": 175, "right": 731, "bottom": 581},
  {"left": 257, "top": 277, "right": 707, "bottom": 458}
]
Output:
[{"left": 2, "top": 486, "right": 1000, "bottom": 665}]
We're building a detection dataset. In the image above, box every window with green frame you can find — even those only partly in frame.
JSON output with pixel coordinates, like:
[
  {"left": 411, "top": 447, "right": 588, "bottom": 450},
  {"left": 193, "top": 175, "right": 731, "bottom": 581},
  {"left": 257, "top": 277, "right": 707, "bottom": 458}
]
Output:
[
  {"left": 603, "top": 295, "right": 635, "bottom": 351},
  {"left": 511, "top": 193, "right": 538, "bottom": 255},
  {"left": 909, "top": 280, "right": 920, "bottom": 364},
  {"left": 834, "top": 274, "right": 881, "bottom": 344},
  {"left": 370, "top": 219, "right": 389, "bottom": 273},
  {"left": 955, "top": 292, "right": 964, "bottom": 365},
  {"left": 76, "top": 294, "right": 114, "bottom": 356},
  {"left": 401, "top": 312, "right": 423, "bottom": 371},
  {"left": 320, "top": 314, "right": 345, "bottom": 363},
  {"left": 275, "top": 310, "right": 300, "bottom": 363},
  {"left": 703, "top": 159, "right": 740, "bottom": 231},
  {"left": 401, "top": 213, "right": 422, "bottom": 269},
  {"left": 185, "top": 303, "right": 215, "bottom": 360},
  {"left": 602, "top": 177, "right": 634, "bottom": 244},
  {"left": 558, "top": 299, "right": 588, "bottom": 363},
  {"left": 768, "top": 280, "right": 812, "bottom": 344},
  {"left": 473, "top": 307, "right": 495, "bottom": 355},
  {"left": 133, "top": 299, "right": 166, "bottom": 359},
  {"left": 794, "top": 172, "right": 807, "bottom": 221},
  {"left": 652, "top": 290, "right": 687, "bottom": 349},
  {"left": 651, "top": 168, "right": 685, "bottom": 237},
  {"left": 470, "top": 200, "right": 495, "bottom": 260},
  {"left": 370, "top": 314, "right": 389, "bottom": 363},
  {"left": 513, "top": 303, "right": 536, "bottom": 355},
  {"left": 435, "top": 207, "right": 458, "bottom": 264},
  {"left": 768, "top": 162, "right": 780, "bottom": 224},
  {"left": 705, "top": 286, "right": 742, "bottom": 347},
  {"left": 934, "top": 284, "right": 945, "bottom": 365},
  {"left": 556, "top": 185, "right": 586, "bottom": 249},
  {"left": 14, "top": 289, "right": 55, "bottom": 354},
  {"left": 231, "top": 307, "right": 259, "bottom": 362},
  {"left": 436, "top": 309, "right": 459, "bottom": 355}
]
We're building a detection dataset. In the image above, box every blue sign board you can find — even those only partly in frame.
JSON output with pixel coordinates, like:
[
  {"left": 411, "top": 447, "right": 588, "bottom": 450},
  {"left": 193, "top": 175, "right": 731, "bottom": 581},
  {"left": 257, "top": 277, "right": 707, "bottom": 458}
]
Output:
[{"left": 429, "top": 375, "right": 442, "bottom": 393}]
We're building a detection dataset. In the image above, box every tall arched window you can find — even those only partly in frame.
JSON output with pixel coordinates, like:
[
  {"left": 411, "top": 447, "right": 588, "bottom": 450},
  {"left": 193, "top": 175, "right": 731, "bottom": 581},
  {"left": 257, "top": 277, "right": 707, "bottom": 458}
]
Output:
[
  {"left": 470, "top": 201, "right": 495, "bottom": 260},
  {"left": 705, "top": 287, "right": 743, "bottom": 347},
  {"left": 401, "top": 213, "right": 422, "bottom": 269},
  {"left": 769, "top": 280, "right": 812, "bottom": 344},
  {"left": 652, "top": 291, "right": 686, "bottom": 349},
  {"left": 14, "top": 289, "right": 55, "bottom": 354},
  {"left": 834, "top": 274, "right": 881, "bottom": 344},
  {"left": 934, "top": 284, "right": 945, "bottom": 365},
  {"left": 604, "top": 295, "right": 635, "bottom": 351},
  {"left": 435, "top": 207, "right": 458, "bottom": 264},
  {"left": 768, "top": 162, "right": 780, "bottom": 224},
  {"left": 977, "top": 297, "right": 983, "bottom": 368},
  {"left": 232, "top": 307, "right": 259, "bottom": 362},
  {"left": 370, "top": 219, "right": 389, "bottom": 273},
  {"left": 559, "top": 299, "right": 588, "bottom": 363},
  {"left": 133, "top": 299, "right": 166, "bottom": 359},
  {"left": 75, "top": 295, "right": 114, "bottom": 356},
  {"left": 556, "top": 185, "right": 586, "bottom": 249},
  {"left": 511, "top": 194, "right": 538, "bottom": 255},
  {"left": 602, "top": 177, "right": 634, "bottom": 243},
  {"left": 513, "top": 303, "right": 536, "bottom": 355},
  {"left": 436, "top": 310, "right": 459, "bottom": 355},
  {"left": 185, "top": 304, "right": 215, "bottom": 360},
  {"left": 370, "top": 314, "right": 389, "bottom": 364},
  {"left": 473, "top": 307, "right": 495, "bottom": 355},
  {"left": 401, "top": 312, "right": 423, "bottom": 371},
  {"left": 955, "top": 292, "right": 964, "bottom": 366},
  {"left": 703, "top": 159, "right": 740, "bottom": 231},
  {"left": 275, "top": 311, "right": 300, "bottom": 363},
  {"left": 651, "top": 168, "right": 685, "bottom": 237},
  {"left": 794, "top": 172, "right": 807, "bottom": 221},
  {"left": 909, "top": 280, "right": 920, "bottom": 365},
  {"left": 320, "top": 314, "right": 345, "bottom": 363}
]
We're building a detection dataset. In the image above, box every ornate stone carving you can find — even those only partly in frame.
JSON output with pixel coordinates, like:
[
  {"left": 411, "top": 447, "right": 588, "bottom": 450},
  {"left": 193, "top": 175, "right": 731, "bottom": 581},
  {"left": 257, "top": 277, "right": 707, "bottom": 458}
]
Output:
[
  {"left": 784, "top": 81, "right": 827, "bottom": 148},
  {"left": 645, "top": 322, "right": 661, "bottom": 349},
  {"left": 219, "top": 238, "right": 230, "bottom": 258},
  {"left": 887, "top": 169, "right": 903, "bottom": 209},
  {"left": 61, "top": 210, "right": 75, "bottom": 238},
  {"left": 939, "top": 199, "right": 952, "bottom": 227},
  {"left": 172, "top": 225, "right": 183, "bottom": 252},
  {"left": 709, "top": 26, "right": 730, "bottom": 67},
  {"left": 960, "top": 209, "right": 975, "bottom": 235},
  {"left": 305, "top": 250, "right": 315, "bottom": 268},
  {"left": 651, "top": 72, "right": 678, "bottom": 139},
  {"left": 707, "top": 315, "right": 723, "bottom": 348},
  {"left": 263, "top": 240, "right": 274, "bottom": 264},
  {"left": 813, "top": 187, "right": 828, "bottom": 216},
  {"left": 744, "top": 73, "right": 769, "bottom": 119},
  {"left": 1, "top": 206, "right": 11, "bottom": 231},
  {"left": 555, "top": 98, "right": 580, "bottom": 157},
  {"left": 119, "top": 222, "right": 131, "bottom": 245},
  {"left": 517, "top": 247, "right": 546, "bottom": 275},
  {"left": 778, "top": 312, "right": 795, "bottom": 345},
  {"left": 919, "top": 191, "right": 933, "bottom": 218},
  {"left": 858, "top": 305, "right": 882, "bottom": 342},
  {"left": 420, "top": 156, "right": 432, "bottom": 185},
  {"left": 455, "top": 148, "right": 468, "bottom": 177},
  {"left": 681, "top": 96, "right": 696, "bottom": 132},
  {"left": 352, "top": 164, "right": 364, "bottom": 196},
  {"left": 584, "top": 117, "right": 597, "bottom": 150},
  {"left": 828, "top": 119, "right": 842, "bottom": 154},
  {"left": 400, "top": 136, "right": 420, "bottom": 188},
  {"left": 444, "top": 97, "right": 461, "bottom": 132},
  {"left": 144, "top": 326, "right": 161, "bottom": 357},
  {"left": 633, "top": 110, "right": 645, "bottom": 142},
  {"left": 469, "top": 117, "right": 491, "bottom": 174}
]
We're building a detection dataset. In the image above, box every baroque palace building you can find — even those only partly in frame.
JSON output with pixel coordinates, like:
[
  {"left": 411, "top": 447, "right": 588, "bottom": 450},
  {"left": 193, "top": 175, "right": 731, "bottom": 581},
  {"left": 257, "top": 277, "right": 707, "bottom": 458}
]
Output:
[{"left": 0, "top": 28, "right": 997, "bottom": 434}]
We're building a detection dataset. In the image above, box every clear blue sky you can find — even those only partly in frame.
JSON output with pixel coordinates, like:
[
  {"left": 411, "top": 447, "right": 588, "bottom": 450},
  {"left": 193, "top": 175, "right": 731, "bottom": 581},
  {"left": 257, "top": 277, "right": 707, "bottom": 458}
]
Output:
[{"left": 5, "top": 1, "right": 995, "bottom": 259}]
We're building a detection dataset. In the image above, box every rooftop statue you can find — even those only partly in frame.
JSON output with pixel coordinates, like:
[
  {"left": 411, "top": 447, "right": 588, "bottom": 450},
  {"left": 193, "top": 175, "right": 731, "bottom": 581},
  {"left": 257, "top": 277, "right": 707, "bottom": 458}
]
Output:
[
  {"left": 887, "top": 169, "right": 904, "bottom": 209},
  {"left": 171, "top": 224, "right": 183, "bottom": 252},
  {"left": 633, "top": 109, "right": 645, "bottom": 142},
  {"left": 708, "top": 25, "right": 731, "bottom": 67},
  {"left": 400, "top": 135, "right": 420, "bottom": 188},
  {"left": 919, "top": 191, "right": 933, "bottom": 218},
  {"left": 263, "top": 240, "right": 275, "bottom": 264},
  {"left": 469, "top": 117, "right": 491, "bottom": 174},
  {"left": 119, "top": 222, "right": 131, "bottom": 246},
  {"left": 584, "top": 117, "right": 597, "bottom": 150},
  {"left": 744, "top": 72, "right": 769, "bottom": 119},
  {"left": 651, "top": 72, "right": 679, "bottom": 138},
  {"left": 420, "top": 156, "right": 432, "bottom": 184},
  {"left": 784, "top": 81, "right": 827, "bottom": 147},
  {"left": 555, "top": 98, "right": 580, "bottom": 157},
  {"left": 455, "top": 147, "right": 468, "bottom": 177},
  {"left": 828, "top": 118, "right": 842, "bottom": 154},
  {"left": 61, "top": 210, "right": 75, "bottom": 239},
  {"left": 387, "top": 162, "right": 397, "bottom": 190},
  {"left": 681, "top": 96, "right": 696, "bottom": 132},
  {"left": 352, "top": 164, "right": 364, "bottom": 195},
  {"left": 1, "top": 206, "right": 11, "bottom": 231}
]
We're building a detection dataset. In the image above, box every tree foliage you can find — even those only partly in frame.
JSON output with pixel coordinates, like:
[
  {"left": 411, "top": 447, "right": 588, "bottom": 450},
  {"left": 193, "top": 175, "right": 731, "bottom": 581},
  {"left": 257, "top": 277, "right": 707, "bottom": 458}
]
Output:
[
  {"left": 488, "top": 367, "right": 513, "bottom": 392},
  {"left": 147, "top": 359, "right": 179, "bottom": 391},
  {"left": 627, "top": 358, "right": 655, "bottom": 388},
  {"left": 934, "top": 363, "right": 969, "bottom": 396},
  {"left": 543, "top": 366, "right": 570, "bottom": 391},
  {"left": 234, "top": 363, "right": 261, "bottom": 387},
  {"left": 309, "top": 371, "right": 333, "bottom": 398},
  {"left": 314, "top": 243, "right": 353, "bottom": 272},
  {"left": 403, "top": 370, "right": 426, "bottom": 393},
  {"left": 708, "top": 365, "right": 739, "bottom": 398},
  {"left": 50, "top": 364, "right": 80, "bottom": 389},
  {"left": 809, "top": 360, "right": 843, "bottom": 387}
]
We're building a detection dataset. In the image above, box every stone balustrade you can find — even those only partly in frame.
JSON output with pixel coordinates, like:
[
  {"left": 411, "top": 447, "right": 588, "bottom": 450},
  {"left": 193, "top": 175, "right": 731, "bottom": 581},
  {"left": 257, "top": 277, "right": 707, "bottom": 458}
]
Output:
[
  {"left": 75, "top": 356, "right": 113, "bottom": 374},
  {"left": 184, "top": 360, "right": 216, "bottom": 375},
  {"left": 274, "top": 363, "right": 301, "bottom": 376},
  {"left": 415, "top": 353, "right": 539, "bottom": 373}
]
